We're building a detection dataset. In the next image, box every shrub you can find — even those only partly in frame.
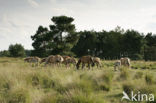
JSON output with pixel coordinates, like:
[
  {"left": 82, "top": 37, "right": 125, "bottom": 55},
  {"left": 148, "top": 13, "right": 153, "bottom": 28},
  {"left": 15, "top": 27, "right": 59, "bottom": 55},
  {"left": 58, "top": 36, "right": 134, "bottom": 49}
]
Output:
[{"left": 8, "top": 44, "right": 25, "bottom": 57}]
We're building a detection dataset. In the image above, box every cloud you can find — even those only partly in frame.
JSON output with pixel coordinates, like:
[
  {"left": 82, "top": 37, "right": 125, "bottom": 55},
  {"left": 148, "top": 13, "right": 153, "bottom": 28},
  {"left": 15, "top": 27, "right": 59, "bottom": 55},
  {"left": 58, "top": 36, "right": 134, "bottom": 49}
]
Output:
[
  {"left": 1, "top": 0, "right": 156, "bottom": 50},
  {"left": 27, "top": 0, "right": 39, "bottom": 8}
]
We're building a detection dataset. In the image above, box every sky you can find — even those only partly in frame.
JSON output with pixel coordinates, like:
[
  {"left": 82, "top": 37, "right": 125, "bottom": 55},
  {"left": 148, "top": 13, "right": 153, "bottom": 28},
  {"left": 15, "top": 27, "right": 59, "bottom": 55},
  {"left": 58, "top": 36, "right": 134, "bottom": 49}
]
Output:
[{"left": 0, "top": 0, "right": 156, "bottom": 50}]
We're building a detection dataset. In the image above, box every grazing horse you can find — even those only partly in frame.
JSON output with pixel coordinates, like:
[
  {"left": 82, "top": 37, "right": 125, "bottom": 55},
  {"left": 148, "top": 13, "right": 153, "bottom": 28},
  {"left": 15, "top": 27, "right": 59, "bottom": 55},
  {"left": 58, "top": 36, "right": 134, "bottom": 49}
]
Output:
[
  {"left": 120, "top": 57, "right": 131, "bottom": 68},
  {"left": 62, "top": 56, "right": 71, "bottom": 61},
  {"left": 93, "top": 57, "right": 102, "bottom": 68},
  {"left": 24, "top": 56, "right": 40, "bottom": 66},
  {"left": 40, "top": 58, "right": 47, "bottom": 64},
  {"left": 76, "top": 56, "right": 95, "bottom": 70},
  {"left": 63, "top": 57, "right": 77, "bottom": 68},
  {"left": 45, "top": 55, "right": 64, "bottom": 66}
]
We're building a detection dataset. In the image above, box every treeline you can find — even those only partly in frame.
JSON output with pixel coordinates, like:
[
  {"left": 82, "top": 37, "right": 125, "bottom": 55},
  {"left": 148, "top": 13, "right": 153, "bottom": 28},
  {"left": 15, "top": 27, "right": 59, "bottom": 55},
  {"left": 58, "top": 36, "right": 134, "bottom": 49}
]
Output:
[
  {"left": 30, "top": 16, "right": 156, "bottom": 60},
  {"left": 1, "top": 16, "right": 156, "bottom": 60},
  {"left": 0, "top": 44, "right": 26, "bottom": 57},
  {"left": 73, "top": 30, "right": 156, "bottom": 60}
]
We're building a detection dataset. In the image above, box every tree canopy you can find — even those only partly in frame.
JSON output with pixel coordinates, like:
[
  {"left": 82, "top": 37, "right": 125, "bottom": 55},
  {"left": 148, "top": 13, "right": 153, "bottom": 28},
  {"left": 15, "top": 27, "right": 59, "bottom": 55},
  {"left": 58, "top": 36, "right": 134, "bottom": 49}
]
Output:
[
  {"left": 8, "top": 44, "right": 25, "bottom": 57},
  {"left": 30, "top": 15, "right": 156, "bottom": 60}
]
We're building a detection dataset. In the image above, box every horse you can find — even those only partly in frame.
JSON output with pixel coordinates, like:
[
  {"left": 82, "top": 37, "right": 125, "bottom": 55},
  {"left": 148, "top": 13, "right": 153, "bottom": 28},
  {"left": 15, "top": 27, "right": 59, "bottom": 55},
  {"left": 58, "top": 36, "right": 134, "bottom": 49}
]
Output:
[
  {"left": 93, "top": 57, "right": 102, "bottom": 68},
  {"left": 76, "top": 56, "right": 95, "bottom": 70},
  {"left": 24, "top": 56, "right": 40, "bottom": 66},
  {"left": 44, "top": 55, "right": 64, "bottom": 67}
]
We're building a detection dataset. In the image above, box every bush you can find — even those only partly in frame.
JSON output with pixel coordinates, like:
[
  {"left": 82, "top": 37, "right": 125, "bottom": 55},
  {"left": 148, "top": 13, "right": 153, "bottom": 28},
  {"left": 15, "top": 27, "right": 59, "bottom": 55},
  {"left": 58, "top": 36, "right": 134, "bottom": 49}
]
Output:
[
  {"left": 0, "top": 50, "right": 10, "bottom": 57},
  {"left": 9, "top": 44, "right": 25, "bottom": 57}
]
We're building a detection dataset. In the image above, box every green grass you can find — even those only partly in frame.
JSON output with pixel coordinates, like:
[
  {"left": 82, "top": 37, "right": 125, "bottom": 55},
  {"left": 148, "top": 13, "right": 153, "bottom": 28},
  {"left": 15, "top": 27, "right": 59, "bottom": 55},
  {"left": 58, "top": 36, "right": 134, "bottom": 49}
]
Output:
[{"left": 0, "top": 57, "right": 156, "bottom": 103}]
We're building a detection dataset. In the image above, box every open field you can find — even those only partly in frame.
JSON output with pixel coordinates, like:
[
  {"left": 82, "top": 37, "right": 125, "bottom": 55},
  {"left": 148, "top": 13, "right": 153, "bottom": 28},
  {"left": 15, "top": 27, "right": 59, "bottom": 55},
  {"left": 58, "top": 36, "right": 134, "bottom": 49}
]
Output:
[{"left": 0, "top": 57, "right": 156, "bottom": 103}]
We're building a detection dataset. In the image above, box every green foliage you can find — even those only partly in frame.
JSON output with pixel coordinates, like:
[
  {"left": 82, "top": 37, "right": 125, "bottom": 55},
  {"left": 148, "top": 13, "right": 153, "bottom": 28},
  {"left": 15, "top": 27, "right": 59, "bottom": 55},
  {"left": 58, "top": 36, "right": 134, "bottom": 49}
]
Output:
[
  {"left": 144, "top": 46, "right": 156, "bottom": 61},
  {"left": 31, "top": 26, "right": 49, "bottom": 57},
  {"left": 31, "top": 16, "right": 78, "bottom": 57},
  {"left": 121, "top": 30, "right": 144, "bottom": 58},
  {"left": 0, "top": 50, "right": 10, "bottom": 57},
  {"left": 72, "top": 31, "right": 97, "bottom": 56},
  {"left": 30, "top": 16, "right": 156, "bottom": 60},
  {"left": 25, "top": 50, "right": 31, "bottom": 57},
  {"left": 8, "top": 44, "right": 25, "bottom": 57}
]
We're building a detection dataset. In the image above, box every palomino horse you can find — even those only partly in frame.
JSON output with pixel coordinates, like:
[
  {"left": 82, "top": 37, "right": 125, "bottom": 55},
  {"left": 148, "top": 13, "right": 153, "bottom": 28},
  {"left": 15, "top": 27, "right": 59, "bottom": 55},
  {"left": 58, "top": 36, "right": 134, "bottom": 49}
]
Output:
[
  {"left": 93, "top": 57, "right": 102, "bottom": 68},
  {"left": 63, "top": 56, "right": 77, "bottom": 68},
  {"left": 44, "top": 55, "right": 64, "bottom": 67},
  {"left": 120, "top": 57, "right": 131, "bottom": 68},
  {"left": 40, "top": 58, "right": 47, "bottom": 64},
  {"left": 76, "top": 56, "right": 95, "bottom": 70},
  {"left": 24, "top": 56, "right": 40, "bottom": 66},
  {"left": 114, "top": 57, "right": 131, "bottom": 71}
]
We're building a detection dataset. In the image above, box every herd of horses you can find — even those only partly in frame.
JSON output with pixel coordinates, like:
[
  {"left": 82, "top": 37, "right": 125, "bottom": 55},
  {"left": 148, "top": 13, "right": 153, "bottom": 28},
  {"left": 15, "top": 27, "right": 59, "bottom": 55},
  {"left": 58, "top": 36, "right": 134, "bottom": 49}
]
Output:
[{"left": 24, "top": 55, "right": 131, "bottom": 70}]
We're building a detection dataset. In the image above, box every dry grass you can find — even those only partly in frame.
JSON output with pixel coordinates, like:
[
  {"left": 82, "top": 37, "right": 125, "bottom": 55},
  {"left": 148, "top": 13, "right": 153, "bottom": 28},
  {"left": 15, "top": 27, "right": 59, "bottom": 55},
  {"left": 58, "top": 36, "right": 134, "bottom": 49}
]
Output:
[{"left": 0, "top": 57, "right": 156, "bottom": 103}]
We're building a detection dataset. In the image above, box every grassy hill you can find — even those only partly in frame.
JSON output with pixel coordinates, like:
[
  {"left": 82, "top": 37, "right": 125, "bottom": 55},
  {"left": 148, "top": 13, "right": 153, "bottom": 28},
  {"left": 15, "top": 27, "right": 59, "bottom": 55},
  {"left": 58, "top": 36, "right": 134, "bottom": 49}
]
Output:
[{"left": 0, "top": 57, "right": 156, "bottom": 103}]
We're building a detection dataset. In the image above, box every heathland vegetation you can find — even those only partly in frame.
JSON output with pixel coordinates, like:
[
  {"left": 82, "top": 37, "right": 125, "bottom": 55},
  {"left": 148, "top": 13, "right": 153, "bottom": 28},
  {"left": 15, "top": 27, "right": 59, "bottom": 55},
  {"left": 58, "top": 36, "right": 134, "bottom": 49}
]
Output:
[
  {"left": 0, "top": 15, "right": 156, "bottom": 103},
  {"left": 0, "top": 57, "right": 156, "bottom": 103}
]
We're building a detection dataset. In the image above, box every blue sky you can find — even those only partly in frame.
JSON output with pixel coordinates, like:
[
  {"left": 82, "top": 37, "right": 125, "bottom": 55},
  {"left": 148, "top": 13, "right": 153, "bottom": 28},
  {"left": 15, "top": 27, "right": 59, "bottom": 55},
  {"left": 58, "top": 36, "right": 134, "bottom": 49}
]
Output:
[{"left": 0, "top": 0, "right": 156, "bottom": 50}]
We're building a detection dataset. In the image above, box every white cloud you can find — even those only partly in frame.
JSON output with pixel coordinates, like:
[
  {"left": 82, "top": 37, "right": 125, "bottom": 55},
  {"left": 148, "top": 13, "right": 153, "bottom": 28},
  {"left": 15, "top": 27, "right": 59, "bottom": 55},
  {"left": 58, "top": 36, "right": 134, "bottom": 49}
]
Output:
[{"left": 1, "top": 0, "right": 156, "bottom": 50}]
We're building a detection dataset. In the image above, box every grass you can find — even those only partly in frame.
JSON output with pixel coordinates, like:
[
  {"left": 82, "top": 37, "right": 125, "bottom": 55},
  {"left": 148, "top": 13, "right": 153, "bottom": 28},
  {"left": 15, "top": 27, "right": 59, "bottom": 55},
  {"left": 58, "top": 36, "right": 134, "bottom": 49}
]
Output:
[{"left": 0, "top": 57, "right": 156, "bottom": 103}]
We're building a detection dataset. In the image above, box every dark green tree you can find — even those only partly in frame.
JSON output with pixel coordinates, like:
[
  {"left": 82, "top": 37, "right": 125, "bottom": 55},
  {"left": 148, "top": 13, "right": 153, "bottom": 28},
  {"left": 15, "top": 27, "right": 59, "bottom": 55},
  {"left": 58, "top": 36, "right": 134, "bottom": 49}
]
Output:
[
  {"left": 144, "top": 33, "right": 156, "bottom": 61},
  {"left": 145, "top": 33, "right": 156, "bottom": 46},
  {"left": 72, "top": 31, "right": 97, "bottom": 57},
  {"left": 8, "top": 44, "right": 25, "bottom": 57},
  {"left": 96, "top": 29, "right": 123, "bottom": 59},
  {"left": 121, "top": 29, "right": 144, "bottom": 59},
  {"left": 0, "top": 50, "right": 10, "bottom": 57},
  {"left": 31, "top": 16, "right": 77, "bottom": 57},
  {"left": 49, "top": 15, "right": 77, "bottom": 55},
  {"left": 31, "top": 25, "right": 49, "bottom": 57}
]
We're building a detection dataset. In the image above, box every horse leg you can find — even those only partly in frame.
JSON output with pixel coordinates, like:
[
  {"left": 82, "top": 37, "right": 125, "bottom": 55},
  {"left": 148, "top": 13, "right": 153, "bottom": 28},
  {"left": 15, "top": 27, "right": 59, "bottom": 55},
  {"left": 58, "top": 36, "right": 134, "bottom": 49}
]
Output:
[
  {"left": 96, "top": 63, "right": 99, "bottom": 68},
  {"left": 82, "top": 63, "right": 85, "bottom": 70},
  {"left": 88, "top": 63, "right": 90, "bottom": 70}
]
